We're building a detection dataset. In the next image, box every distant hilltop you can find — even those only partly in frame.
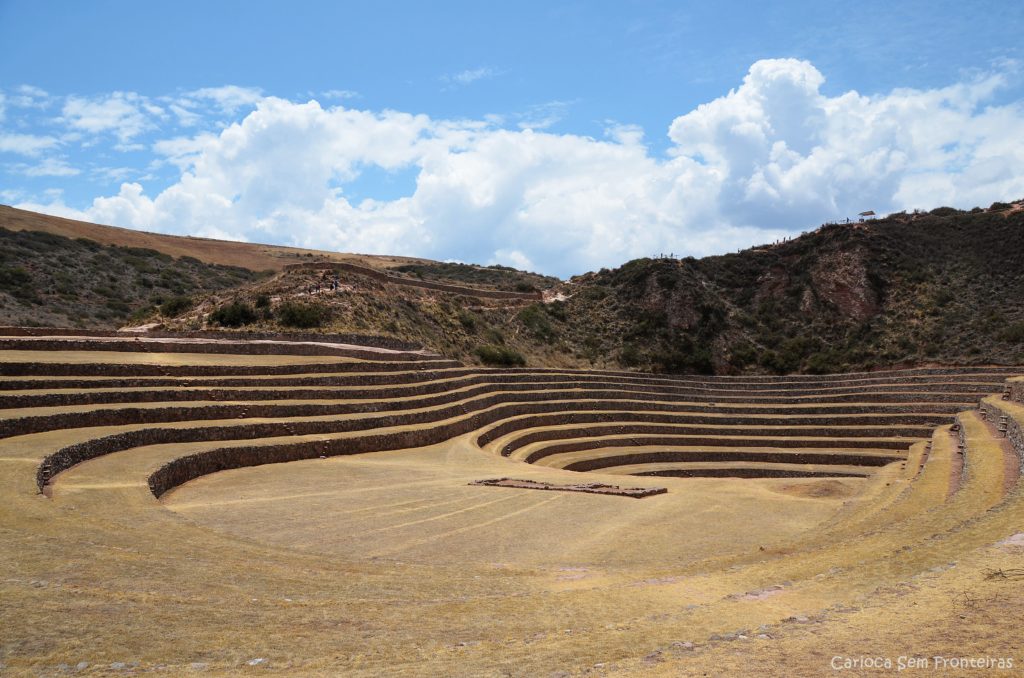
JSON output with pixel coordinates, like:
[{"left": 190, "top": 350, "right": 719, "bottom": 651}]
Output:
[{"left": 2, "top": 200, "right": 1023, "bottom": 374}]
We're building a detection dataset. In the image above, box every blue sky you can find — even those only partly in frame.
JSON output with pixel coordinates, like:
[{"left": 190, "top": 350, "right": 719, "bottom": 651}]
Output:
[{"left": 2, "top": 0, "right": 1023, "bottom": 276}]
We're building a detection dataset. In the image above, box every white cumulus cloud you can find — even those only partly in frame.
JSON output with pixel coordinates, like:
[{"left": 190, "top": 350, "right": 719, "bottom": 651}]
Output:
[
  {"left": 19, "top": 59, "right": 1024, "bottom": 276},
  {"left": 60, "top": 92, "right": 162, "bottom": 143},
  {"left": 18, "top": 157, "right": 80, "bottom": 177},
  {"left": 185, "top": 86, "right": 264, "bottom": 114},
  {"left": 0, "top": 133, "right": 59, "bottom": 156}
]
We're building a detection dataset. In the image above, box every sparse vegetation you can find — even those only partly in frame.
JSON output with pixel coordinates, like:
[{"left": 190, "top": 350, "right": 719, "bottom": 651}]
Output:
[
  {"left": 392, "top": 261, "right": 557, "bottom": 292},
  {"left": 5, "top": 200, "right": 1024, "bottom": 373},
  {"left": 159, "top": 295, "right": 193, "bottom": 317},
  {"left": 999, "top": 321, "right": 1024, "bottom": 344},
  {"left": 516, "top": 303, "right": 558, "bottom": 343},
  {"left": 457, "top": 308, "right": 477, "bottom": 331},
  {"left": 0, "top": 226, "right": 264, "bottom": 328},
  {"left": 208, "top": 300, "right": 257, "bottom": 327},
  {"left": 276, "top": 300, "right": 329, "bottom": 328},
  {"left": 474, "top": 344, "right": 526, "bottom": 366}
]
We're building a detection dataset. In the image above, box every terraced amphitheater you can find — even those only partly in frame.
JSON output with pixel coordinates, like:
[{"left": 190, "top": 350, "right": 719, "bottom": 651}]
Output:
[{"left": 3, "top": 327, "right": 1023, "bottom": 675}]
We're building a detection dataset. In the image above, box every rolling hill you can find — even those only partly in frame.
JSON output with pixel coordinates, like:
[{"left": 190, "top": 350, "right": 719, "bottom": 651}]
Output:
[{"left": 3, "top": 200, "right": 1023, "bottom": 373}]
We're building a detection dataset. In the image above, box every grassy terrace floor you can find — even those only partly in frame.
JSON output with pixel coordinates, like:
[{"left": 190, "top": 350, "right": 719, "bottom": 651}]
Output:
[{"left": 1, "top": 329, "right": 1022, "bottom": 676}]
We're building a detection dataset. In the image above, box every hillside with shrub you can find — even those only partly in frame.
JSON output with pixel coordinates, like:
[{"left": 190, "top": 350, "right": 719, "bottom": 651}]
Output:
[
  {"left": 556, "top": 201, "right": 1024, "bottom": 373},
  {"left": 3, "top": 201, "right": 1023, "bottom": 372},
  {"left": 0, "top": 227, "right": 268, "bottom": 329}
]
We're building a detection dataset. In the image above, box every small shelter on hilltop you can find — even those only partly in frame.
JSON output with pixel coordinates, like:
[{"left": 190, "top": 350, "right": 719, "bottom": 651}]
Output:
[{"left": 858, "top": 210, "right": 876, "bottom": 222}]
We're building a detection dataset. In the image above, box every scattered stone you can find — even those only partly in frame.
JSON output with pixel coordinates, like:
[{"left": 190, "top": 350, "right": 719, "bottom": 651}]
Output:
[
  {"left": 75, "top": 661, "right": 89, "bottom": 671},
  {"left": 643, "top": 650, "right": 663, "bottom": 663},
  {"left": 110, "top": 662, "right": 127, "bottom": 670},
  {"left": 469, "top": 477, "right": 667, "bottom": 498},
  {"left": 30, "top": 579, "right": 48, "bottom": 588},
  {"left": 671, "top": 641, "right": 694, "bottom": 651},
  {"left": 188, "top": 662, "right": 209, "bottom": 671},
  {"left": 998, "top": 532, "right": 1024, "bottom": 547},
  {"left": 57, "top": 664, "right": 70, "bottom": 672},
  {"left": 247, "top": 658, "right": 268, "bottom": 666},
  {"left": 757, "top": 633, "right": 771, "bottom": 640}
]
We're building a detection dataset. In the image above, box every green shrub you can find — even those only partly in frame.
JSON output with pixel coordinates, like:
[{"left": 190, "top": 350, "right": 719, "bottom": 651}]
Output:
[
  {"left": 128, "top": 305, "right": 156, "bottom": 323},
  {"left": 483, "top": 327, "right": 505, "bottom": 345},
  {"left": 517, "top": 303, "right": 557, "bottom": 342},
  {"left": 276, "top": 300, "right": 329, "bottom": 328},
  {"left": 160, "top": 295, "right": 193, "bottom": 317},
  {"left": 475, "top": 344, "right": 526, "bottom": 367},
  {"left": 105, "top": 299, "right": 131, "bottom": 314},
  {"left": 578, "top": 285, "right": 609, "bottom": 302},
  {"left": 457, "top": 309, "right": 477, "bottom": 331},
  {"left": 209, "top": 300, "right": 257, "bottom": 327},
  {"left": 934, "top": 288, "right": 954, "bottom": 307},
  {"left": 758, "top": 348, "right": 803, "bottom": 375},
  {"left": 92, "top": 285, "right": 120, "bottom": 299},
  {"left": 0, "top": 266, "right": 32, "bottom": 289},
  {"left": 998, "top": 321, "right": 1024, "bottom": 343},
  {"left": 545, "top": 300, "right": 567, "bottom": 321},
  {"left": 729, "top": 343, "right": 758, "bottom": 369},
  {"left": 805, "top": 351, "right": 844, "bottom": 375},
  {"left": 619, "top": 343, "right": 641, "bottom": 367}
]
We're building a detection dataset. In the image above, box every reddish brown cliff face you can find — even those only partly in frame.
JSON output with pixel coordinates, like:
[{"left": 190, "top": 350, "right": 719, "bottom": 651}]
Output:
[{"left": 810, "top": 248, "right": 879, "bottom": 321}]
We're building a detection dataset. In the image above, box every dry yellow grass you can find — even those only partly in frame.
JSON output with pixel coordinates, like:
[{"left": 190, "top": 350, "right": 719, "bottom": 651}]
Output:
[
  {"left": 1, "top": 336, "right": 1022, "bottom": 676},
  {"left": 163, "top": 437, "right": 849, "bottom": 569},
  {"left": 0, "top": 204, "right": 432, "bottom": 271}
]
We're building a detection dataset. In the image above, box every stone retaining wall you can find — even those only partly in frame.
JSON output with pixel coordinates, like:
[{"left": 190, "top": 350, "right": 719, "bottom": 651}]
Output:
[
  {"left": 0, "top": 359, "right": 460, "bottom": 379},
  {"left": 12, "top": 384, "right": 952, "bottom": 443},
  {"left": 979, "top": 400, "right": 1024, "bottom": 465},
  {"left": 522, "top": 434, "right": 909, "bottom": 464},
  {"left": 0, "top": 338, "right": 432, "bottom": 361},
  {"left": 0, "top": 373, "right": 985, "bottom": 412},
  {"left": 0, "top": 326, "right": 425, "bottom": 351},
  {"left": 489, "top": 416, "right": 944, "bottom": 456},
  {"left": 634, "top": 468, "right": 868, "bottom": 479},
  {"left": 560, "top": 448, "right": 902, "bottom": 472},
  {"left": 2, "top": 371, "right": 991, "bottom": 411},
  {"left": 492, "top": 365, "right": 1023, "bottom": 385},
  {"left": 38, "top": 391, "right": 929, "bottom": 491}
]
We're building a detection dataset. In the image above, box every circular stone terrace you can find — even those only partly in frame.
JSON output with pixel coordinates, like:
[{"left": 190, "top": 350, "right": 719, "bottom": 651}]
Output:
[{"left": 2, "top": 328, "right": 1023, "bottom": 675}]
